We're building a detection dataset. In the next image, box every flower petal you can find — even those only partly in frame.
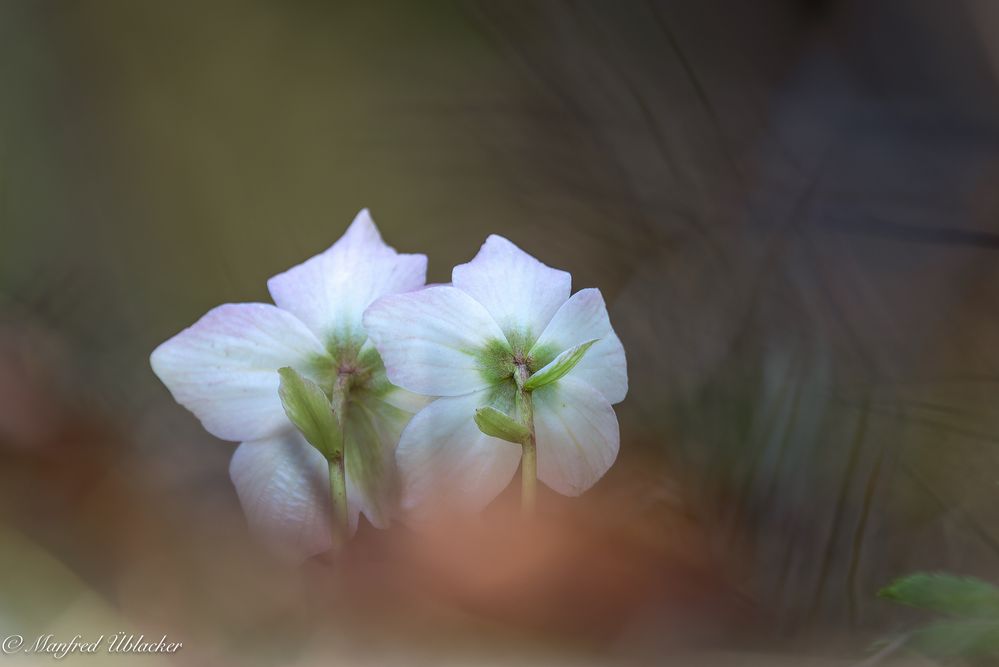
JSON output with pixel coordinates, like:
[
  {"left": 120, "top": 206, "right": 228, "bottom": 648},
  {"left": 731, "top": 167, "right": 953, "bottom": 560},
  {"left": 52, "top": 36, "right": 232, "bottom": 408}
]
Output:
[
  {"left": 452, "top": 235, "right": 571, "bottom": 346},
  {"left": 267, "top": 209, "right": 427, "bottom": 349},
  {"left": 530, "top": 288, "right": 628, "bottom": 404},
  {"left": 396, "top": 388, "right": 523, "bottom": 523},
  {"left": 150, "top": 303, "right": 328, "bottom": 442},
  {"left": 363, "top": 285, "right": 509, "bottom": 396},
  {"left": 378, "top": 384, "right": 432, "bottom": 414},
  {"left": 343, "top": 393, "right": 416, "bottom": 528},
  {"left": 230, "top": 430, "right": 359, "bottom": 563},
  {"left": 532, "top": 377, "right": 620, "bottom": 497}
]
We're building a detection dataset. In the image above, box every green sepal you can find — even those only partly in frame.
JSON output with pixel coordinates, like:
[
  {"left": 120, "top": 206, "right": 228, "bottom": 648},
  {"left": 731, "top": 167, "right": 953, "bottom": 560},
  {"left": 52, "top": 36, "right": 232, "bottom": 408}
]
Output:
[
  {"left": 474, "top": 406, "right": 530, "bottom": 444},
  {"left": 277, "top": 367, "right": 342, "bottom": 460},
  {"left": 523, "top": 339, "right": 598, "bottom": 391}
]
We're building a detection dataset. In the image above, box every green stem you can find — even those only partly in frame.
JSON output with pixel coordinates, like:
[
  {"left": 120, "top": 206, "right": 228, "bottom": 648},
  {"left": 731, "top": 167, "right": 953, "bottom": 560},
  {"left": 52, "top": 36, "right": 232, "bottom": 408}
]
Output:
[
  {"left": 328, "top": 454, "right": 348, "bottom": 549},
  {"left": 328, "top": 373, "right": 351, "bottom": 549},
  {"left": 515, "top": 365, "right": 537, "bottom": 517}
]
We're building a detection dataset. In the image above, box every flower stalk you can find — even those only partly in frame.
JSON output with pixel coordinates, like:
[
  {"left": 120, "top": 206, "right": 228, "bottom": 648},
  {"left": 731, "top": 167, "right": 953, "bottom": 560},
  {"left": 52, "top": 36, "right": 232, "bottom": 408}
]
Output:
[
  {"left": 328, "top": 372, "right": 351, "bottom": 549},
  {"left": 515, "top": 364, "right": 537, "bottom": 516}
]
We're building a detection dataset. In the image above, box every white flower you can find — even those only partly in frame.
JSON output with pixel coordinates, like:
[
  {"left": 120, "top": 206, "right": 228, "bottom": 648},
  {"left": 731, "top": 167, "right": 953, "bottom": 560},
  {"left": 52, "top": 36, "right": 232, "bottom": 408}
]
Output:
[
  {"left": 363, "top": 235, "right": 627, "bottom": 522},
  {"left": 150, "top": 210, "right": 427, "bottom": 561}
]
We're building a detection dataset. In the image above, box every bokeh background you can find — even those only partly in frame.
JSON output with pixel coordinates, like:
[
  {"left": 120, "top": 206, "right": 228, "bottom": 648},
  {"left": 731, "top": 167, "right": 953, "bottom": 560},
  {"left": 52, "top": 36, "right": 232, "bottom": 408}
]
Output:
[{"left": 3, "top": 0, "right": 999, "bottom": 664}]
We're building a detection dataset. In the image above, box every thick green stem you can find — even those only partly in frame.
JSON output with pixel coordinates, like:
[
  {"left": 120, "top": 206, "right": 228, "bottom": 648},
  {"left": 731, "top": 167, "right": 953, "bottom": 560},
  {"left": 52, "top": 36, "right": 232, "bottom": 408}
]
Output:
[
  {"left": 328, "top": 373, "right": 351, "bottom": 549},
  {"left": 515, "top": 365, "right": 537, "bottom": 517}
]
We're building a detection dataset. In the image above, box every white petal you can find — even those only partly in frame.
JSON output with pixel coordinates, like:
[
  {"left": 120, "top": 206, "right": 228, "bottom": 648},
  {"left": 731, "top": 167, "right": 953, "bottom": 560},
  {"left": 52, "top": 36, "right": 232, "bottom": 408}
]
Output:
[
  {"left": 452, "top": 235, "right": 571, "bottom": 345},
  {"left": 230, "top": 431, "right": 357, "bottom": 563},
  {"left": 378, "top": 385, "right": 432, "bottom": 414},
  {"left": 150, "top": 303, "right": 328, "bottom": 442},
  {"left": 530, "top": 288, "right": 628, "bottom": 404},
  {"left": 533, "top": 377, "right": 620, "bottom": 497},
  {"left": 363, "top": 286, "right": 508, "bottom": 396},
  {"left": 396, "top": 389, "right": 523, "bottom": 523},
  {"left": 267, "top": 209, "right": 427, "bottom": 348}
]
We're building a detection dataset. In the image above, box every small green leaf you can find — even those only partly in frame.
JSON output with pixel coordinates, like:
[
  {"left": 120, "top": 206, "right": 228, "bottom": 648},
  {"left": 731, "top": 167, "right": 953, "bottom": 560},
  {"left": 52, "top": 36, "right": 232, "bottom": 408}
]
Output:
[
  {"left": 906, "top": 619, "right": 999, "bottom": 658},
  {"left": 879, "top": 573, "right": 999, "bottom": 618},
  {"left": 277, "top": 367, "right": 341, "bottom": 459},
  {"left": 523, "top": 339, "right": 598, "bottom": 391},
  {"left": 474, "top": 406, "right": 530, "bottom": 444}
]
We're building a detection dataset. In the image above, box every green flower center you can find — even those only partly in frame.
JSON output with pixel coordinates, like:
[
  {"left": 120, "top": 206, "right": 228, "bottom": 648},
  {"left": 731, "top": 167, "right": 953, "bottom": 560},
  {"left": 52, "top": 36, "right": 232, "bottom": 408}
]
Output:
[
  {"left": 475, "top": 335, "right": 560, "bottom": 387},
  {"left": 306, "top": 339, "right": 394, "bottom": 403}
]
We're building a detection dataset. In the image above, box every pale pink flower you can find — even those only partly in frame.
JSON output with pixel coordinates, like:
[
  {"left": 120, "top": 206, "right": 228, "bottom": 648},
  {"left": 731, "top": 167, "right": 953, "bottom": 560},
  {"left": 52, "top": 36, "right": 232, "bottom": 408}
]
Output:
[
  {"left": 363, "top": 235, "right": 627, "bottom": 522},
  {"left": 151, "top": 210, "right": 426, "bottom": 560}
]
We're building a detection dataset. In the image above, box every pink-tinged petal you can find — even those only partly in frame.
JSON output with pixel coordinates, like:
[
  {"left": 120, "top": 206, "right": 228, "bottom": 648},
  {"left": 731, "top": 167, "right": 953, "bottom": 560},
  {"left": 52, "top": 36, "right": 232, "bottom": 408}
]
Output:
[
  {"left": 150, "top": 303, "right": 328, "bottom": 442},
  {"left": 533, "top": 377, "right": 620, "bottom": 497},
  {"left": 363, "top": 286, "right": 508, "bottom": 396},
  {"left": 267, "top": 209, "right": 427, "bottom": 348},
  {"left": 530, "top": 288, "right": 628, "bottom": 405},
  {"left": 396, "top": 389, "right": 523, "bottom": 523},
  {"left": 452, "top": 235, "right": 571, "bottom": 344},
  {"left": 230, "top": 431, "right": 358, "bottom": 563}
]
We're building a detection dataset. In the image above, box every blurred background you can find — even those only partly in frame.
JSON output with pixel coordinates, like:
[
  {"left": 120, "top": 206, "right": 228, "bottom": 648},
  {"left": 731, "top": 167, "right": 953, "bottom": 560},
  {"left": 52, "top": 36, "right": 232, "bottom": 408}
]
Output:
[{"left": 3, "top": 0, "right": 999, "bottom": 664}]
